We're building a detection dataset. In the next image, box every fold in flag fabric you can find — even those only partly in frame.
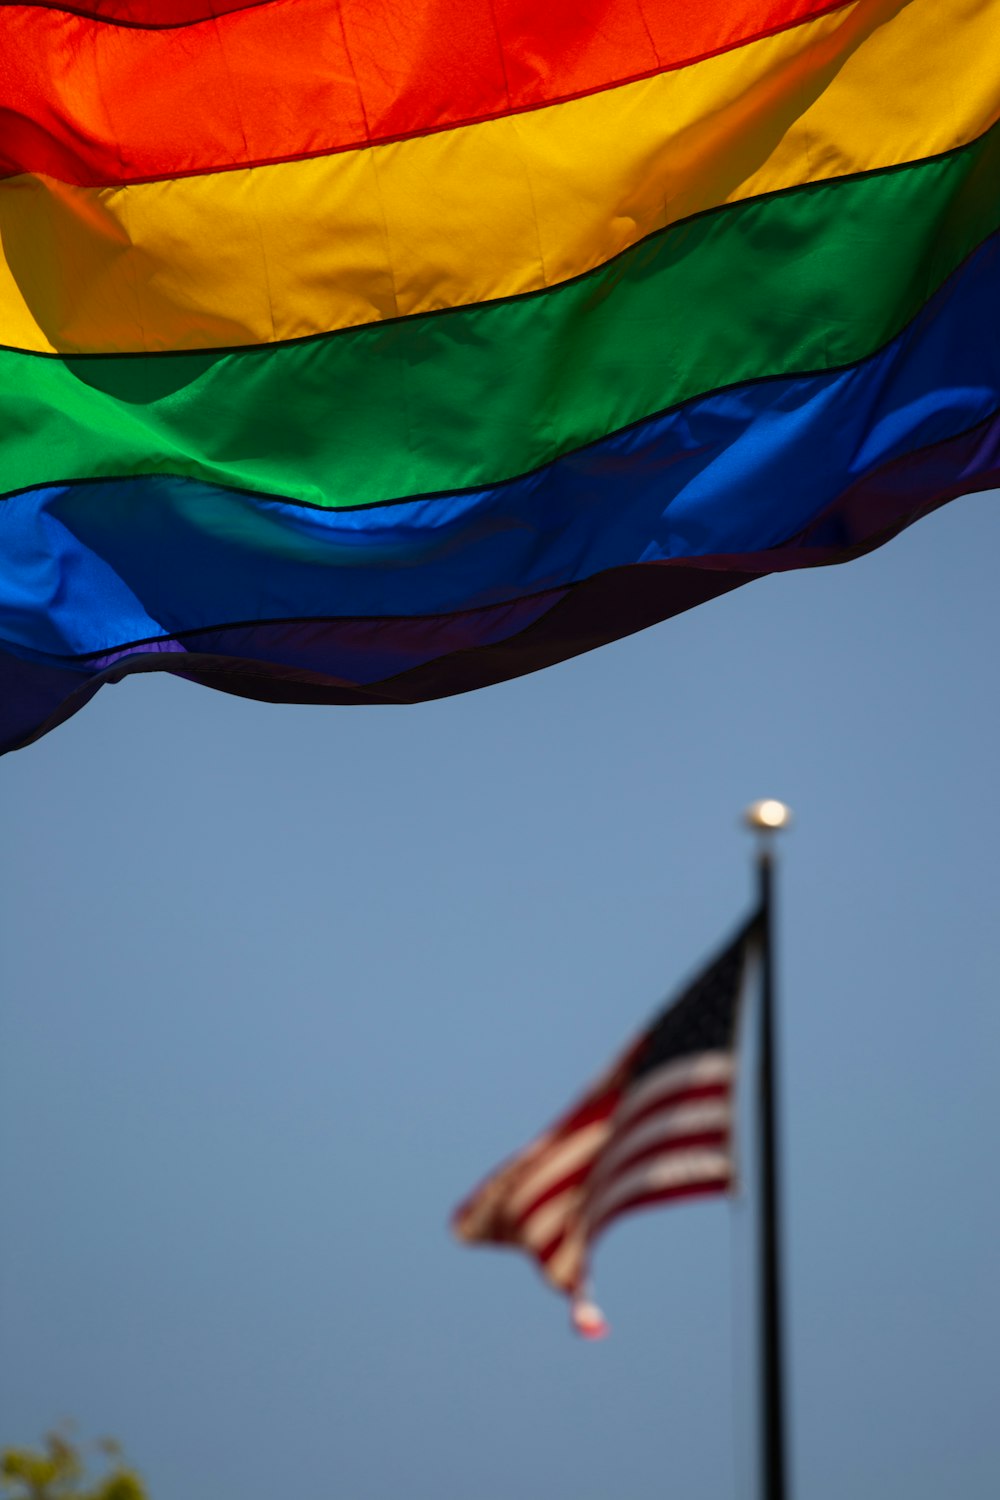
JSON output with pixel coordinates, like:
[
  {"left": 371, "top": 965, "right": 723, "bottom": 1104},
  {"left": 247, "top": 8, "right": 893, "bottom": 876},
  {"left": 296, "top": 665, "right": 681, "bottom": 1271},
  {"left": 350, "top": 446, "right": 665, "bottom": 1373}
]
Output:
[
  {"left": 1, "top": 0, "right": 999, "bottom": 752},
  {"left": 453, "top": 917, "right": 757, "bottom": 1335}
]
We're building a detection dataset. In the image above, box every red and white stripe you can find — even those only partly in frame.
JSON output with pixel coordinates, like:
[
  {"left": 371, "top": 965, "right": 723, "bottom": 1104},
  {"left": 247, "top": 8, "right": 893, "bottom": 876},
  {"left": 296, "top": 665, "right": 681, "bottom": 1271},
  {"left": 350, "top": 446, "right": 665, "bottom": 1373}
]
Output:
[{"left": 454, "top": 1049, "right": 737, "bottom": 1336}]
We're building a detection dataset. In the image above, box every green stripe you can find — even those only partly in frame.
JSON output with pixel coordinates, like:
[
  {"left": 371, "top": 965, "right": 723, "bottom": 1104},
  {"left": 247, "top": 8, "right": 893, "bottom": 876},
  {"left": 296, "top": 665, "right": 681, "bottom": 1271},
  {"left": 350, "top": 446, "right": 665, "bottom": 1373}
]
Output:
[{"left": 4, "top": 126, "right": 999, "bottom": 510}]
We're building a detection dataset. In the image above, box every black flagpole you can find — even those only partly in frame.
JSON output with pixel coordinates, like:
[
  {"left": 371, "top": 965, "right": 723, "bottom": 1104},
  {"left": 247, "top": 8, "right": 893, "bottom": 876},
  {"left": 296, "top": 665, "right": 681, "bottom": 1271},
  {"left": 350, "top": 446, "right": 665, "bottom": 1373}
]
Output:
[{"left": 745, "top": 800, "right": 792, "bottom": 1500}]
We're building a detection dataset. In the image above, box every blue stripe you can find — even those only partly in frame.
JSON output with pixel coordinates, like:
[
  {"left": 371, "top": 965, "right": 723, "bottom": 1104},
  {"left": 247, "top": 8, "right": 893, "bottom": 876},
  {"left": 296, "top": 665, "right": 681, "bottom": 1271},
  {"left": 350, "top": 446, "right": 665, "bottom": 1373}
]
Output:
[
  {"left": 2, "top": 406, "right": 999, "bottom": 755},
  {"left": 1, "top": 233, "right": 998, "bottom": 663}
]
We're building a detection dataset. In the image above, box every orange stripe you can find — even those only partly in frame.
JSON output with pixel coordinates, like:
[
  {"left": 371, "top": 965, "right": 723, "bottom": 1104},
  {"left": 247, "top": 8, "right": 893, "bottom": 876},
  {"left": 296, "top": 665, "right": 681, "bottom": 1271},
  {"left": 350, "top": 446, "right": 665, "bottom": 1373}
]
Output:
[
  {"left": 15, "top": 0, "right": 997, "bottom": 356},
  {"left": 1, "top": 0, "right": 846, "bottom": 184}
]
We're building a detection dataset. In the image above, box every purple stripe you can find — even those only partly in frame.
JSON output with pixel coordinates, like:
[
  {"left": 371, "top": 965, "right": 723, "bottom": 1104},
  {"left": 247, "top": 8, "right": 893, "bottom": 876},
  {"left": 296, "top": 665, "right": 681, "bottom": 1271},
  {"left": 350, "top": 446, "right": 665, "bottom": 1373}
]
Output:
[{"left": 2, "top": 408, "right": 998, "bottom": 754}]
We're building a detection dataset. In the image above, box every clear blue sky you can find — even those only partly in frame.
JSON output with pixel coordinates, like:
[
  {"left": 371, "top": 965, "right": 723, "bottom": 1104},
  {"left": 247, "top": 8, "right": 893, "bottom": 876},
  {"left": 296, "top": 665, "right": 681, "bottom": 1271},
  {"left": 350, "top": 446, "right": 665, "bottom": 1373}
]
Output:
[{"left": 2, "top": 493, "right": 998, "bottom": 1500}]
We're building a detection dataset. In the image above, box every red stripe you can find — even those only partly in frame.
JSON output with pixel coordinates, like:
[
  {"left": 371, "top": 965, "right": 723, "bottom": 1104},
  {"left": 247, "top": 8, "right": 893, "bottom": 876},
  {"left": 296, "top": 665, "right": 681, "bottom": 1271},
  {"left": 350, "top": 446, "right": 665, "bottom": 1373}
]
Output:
[
  {"left": 537, "top": 1227, "right": 573, "bottom": 1266},
  {"left": 513, "top": 1157, "right": 594, "bottom": 1232},
  {"left": 614, "top": 1079, "right": 732, "bottom": 1138},
  {"left": 589, "top": 1178, "right": 732, "bottom": 1240},
  {"left": 1, "top": 0, "right": 850, "bottom": 185},
  {"left": 501, "top": 1061, "right": 730, "bottom": 1233},
  {"left": 588, "top": 1128, "right": 731, "bottom": 1198},
  {"left": 549, "top": 1084, "right": 623, "bottom": 1139},
  {"left": 451, "top": 1080, "right": 621, "bottom": 1240},
  {"left": 6, "top": 0, "right": 267, "bottom": 22},
  {"left": 516, "top": 1126, "right": 730, "bottom": 1236}
]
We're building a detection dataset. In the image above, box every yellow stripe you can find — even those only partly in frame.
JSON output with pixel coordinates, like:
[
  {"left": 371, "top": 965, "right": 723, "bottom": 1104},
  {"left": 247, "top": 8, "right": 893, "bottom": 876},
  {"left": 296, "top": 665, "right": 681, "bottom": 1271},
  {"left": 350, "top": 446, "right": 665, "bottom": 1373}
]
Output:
[{"left": 3, "top": 0, "right": 998, "bottom": 355}]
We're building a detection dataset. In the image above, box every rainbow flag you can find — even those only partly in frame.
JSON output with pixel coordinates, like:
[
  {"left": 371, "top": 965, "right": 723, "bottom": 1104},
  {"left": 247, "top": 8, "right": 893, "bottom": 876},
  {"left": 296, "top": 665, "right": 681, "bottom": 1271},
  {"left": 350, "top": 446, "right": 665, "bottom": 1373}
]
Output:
[{"left": 1, "top": 0, "right": 998, "bottom": 752}]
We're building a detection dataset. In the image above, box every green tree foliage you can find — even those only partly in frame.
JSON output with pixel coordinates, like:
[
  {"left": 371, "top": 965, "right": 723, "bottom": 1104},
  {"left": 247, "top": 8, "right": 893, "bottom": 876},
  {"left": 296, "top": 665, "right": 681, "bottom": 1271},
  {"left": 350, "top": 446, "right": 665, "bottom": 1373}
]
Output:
[{"left": 0, "top": 1432, "right": 147, "bottom": 1500}]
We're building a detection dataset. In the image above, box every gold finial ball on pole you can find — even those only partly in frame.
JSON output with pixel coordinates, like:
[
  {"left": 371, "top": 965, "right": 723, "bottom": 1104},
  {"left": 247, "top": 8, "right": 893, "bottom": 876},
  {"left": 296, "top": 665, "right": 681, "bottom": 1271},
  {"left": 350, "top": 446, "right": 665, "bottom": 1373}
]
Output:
[{"left": 744, "top": 799, "right": 793, "bottom": 833}]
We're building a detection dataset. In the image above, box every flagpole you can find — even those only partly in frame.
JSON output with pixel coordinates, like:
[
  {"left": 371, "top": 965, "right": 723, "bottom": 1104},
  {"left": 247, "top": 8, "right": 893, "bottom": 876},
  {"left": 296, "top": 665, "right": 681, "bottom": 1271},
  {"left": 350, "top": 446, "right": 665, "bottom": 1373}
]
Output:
[{"left": 744, "top": 799, "right": 793, "bottom": 1500}]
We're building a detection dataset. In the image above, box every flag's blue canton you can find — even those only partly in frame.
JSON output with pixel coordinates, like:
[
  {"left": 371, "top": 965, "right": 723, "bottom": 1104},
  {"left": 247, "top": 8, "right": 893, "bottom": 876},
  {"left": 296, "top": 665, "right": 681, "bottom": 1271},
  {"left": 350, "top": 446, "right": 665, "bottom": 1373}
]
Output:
[{"left": 632, "top": 922, "right": 755, "bottom": 1079}]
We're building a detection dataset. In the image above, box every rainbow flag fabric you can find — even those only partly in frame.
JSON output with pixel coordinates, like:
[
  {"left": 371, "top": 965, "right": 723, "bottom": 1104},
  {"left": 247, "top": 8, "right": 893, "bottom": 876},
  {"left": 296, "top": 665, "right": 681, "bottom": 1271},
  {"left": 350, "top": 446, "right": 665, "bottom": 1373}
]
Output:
[{"left": 1, "top": 0, "right": 998, "bottom": 752}]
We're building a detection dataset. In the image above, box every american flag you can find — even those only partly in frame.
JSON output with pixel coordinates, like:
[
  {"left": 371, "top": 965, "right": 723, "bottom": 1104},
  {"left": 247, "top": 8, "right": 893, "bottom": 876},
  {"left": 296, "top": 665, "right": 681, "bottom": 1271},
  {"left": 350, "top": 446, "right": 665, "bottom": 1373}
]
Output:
[{"left": 453, "top": 915, "right": 758, "bottom": 1336}]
